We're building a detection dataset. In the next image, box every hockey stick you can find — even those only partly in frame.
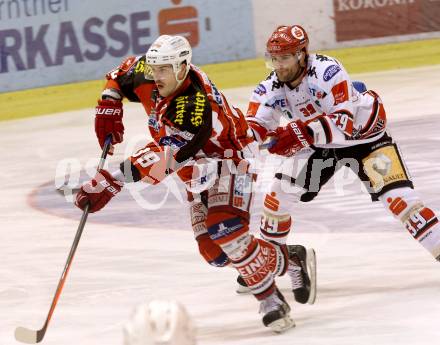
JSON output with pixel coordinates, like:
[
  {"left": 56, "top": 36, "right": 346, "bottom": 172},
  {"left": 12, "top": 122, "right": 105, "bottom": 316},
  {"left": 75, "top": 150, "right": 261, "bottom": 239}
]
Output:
[
  {"left": 15, "top": 136, "right": 113, "bottom": 344},
  {"left": 56, "top": 184, "right": 80, "bottom": 195},
  {"left": 56, "top": 144, "right": 268, "bottom": 196}
]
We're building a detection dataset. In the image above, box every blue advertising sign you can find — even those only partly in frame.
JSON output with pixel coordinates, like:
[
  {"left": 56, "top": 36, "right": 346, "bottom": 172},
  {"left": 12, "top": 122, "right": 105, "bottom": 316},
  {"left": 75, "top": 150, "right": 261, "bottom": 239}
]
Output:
[{"left": 0, "top": 0, "right": 255, "bottom": 91}]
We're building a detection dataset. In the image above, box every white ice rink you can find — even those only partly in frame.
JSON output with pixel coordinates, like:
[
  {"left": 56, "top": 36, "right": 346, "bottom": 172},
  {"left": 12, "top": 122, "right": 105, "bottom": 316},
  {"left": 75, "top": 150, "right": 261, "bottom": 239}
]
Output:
[{"left": 1, "top": 65, "right": 440, "bottom": 345}]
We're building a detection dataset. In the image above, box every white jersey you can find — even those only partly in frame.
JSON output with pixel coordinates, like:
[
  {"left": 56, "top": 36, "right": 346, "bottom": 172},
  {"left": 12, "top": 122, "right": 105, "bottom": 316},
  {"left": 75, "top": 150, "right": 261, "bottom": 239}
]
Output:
[{"left": 246, "top": 53, "right": 387, "bottom": 148}]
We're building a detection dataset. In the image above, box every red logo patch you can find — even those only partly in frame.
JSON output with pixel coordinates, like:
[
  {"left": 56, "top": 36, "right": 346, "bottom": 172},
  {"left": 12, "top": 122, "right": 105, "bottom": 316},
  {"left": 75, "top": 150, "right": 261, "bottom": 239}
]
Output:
[{"left": 331, "top": 80, "right": 349, "bottom": 105}]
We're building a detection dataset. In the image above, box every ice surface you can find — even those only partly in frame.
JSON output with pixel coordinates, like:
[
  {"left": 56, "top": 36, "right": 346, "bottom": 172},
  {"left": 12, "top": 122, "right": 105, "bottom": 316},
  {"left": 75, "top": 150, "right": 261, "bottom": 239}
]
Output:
[{"left": 1, "top": 66, "right": 440, "bottom": 345}]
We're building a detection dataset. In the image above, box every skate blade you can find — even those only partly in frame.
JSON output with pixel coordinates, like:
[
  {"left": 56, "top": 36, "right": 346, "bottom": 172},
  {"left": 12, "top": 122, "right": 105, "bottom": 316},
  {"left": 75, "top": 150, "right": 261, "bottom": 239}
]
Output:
[
  {"left": 268, "top": 315, "right": 296, "bottom": 333},
  {"left": 236, "top": 285, "right": 251, "bottom": 294},
  {"left": 306, "top": 248, "right": 317, "bottom": 305}
]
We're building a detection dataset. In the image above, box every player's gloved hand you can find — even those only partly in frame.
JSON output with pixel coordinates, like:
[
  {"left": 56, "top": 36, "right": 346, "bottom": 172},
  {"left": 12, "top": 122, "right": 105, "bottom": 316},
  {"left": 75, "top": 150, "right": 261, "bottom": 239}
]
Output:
[
  {"left": 95, "top": 99, "right": 124, "bottom": 155},
  {"left": 75, "top": 169, "right": 123, "bottom": 213},
  {"left": 268, "top": 120, "right": 313, "bottom": 157}
]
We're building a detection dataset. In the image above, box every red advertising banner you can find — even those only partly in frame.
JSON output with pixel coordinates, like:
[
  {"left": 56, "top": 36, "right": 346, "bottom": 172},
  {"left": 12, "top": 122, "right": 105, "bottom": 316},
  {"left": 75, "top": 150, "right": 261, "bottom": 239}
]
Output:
[{"left": 333, "top": 0, "right": 440, "bottom": 41}]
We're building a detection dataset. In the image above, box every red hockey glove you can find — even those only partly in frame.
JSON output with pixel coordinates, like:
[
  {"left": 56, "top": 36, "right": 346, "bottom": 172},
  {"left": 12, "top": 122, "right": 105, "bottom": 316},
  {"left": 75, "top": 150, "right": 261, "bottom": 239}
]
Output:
[
  {"left": 268, "top": 120, "right": 313, "bottom": 157},
  {"left": 95, "top": 99, "right": 124, "bottom": 154},
  {"left": 75, "top": 169, "right": 123, "bottom": 213}
]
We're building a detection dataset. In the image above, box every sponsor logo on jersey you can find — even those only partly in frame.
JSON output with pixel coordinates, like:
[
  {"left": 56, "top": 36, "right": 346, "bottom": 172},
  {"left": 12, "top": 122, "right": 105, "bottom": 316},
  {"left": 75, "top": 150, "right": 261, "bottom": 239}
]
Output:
[
  {"left": 233, "top": 197, "right": 244, "bottom": 208},
  {"left": 175, "top": 95, "right": 189, "bottom": 125},
  {"left": 283, "top": 109, "right": 294, "bottom": 119},
  {"left": 309, "top": 87, "right": 327, "bottom": 99},
  {"left": 186, "top": 169, "right": 217, "bottom": 192},
  {"left": 295, "top": 99, "right": 310, "bottom": 107},
  {"left": 247, "top": 101, "right": 260, "bottom": 116},
  {"left": 209, "top": 218, "right": 243, "bottom": 240},
  {"left": 315, "top": 54, "right": 332, "bottom": 62},
  {"left": 191, "top": 91, "right": 206, "bottom": 127},
  {"left": 307, "top": 66, "right": 318, "bottom": 79},
  {"left": 148, "top": 116, "right": 160, "bottom": 132},
  {"left": 211, "top": 83, "right": 223, "bottom": 105},
  {"left": 323, "top": 64, "right": 341, "bottom": 82},
  {"left": 331, "top": 80, "right": 349, "bottom": 105},
  {"left": 266, "top": 97, "right": 287, "bottom": 109},
  {"left": 158, "top": 135, "right": 187, "bottom": 149},
  {"left": 254, "top": 83, "right": 267, "bottom": 96},
  {"left": 134, "top": 60, "right": 145, "bottom": 74},
  {"left": 168, "top": 127, "right": 194, "bottom": 141},
  {"left": 266, "top": 71, "right": 276, "bottom": 80},
  {"left": 233, "top": 174, "right": 251, "bottom": 197},
  {"left": 209, "top": 194, "right": 229, "bottom": 206},
  {"left": 371, "top": 118, "right": 386, "bottom": 134},
  {"left": 271, "top": 80, "right": 284, "bottom": 91}
]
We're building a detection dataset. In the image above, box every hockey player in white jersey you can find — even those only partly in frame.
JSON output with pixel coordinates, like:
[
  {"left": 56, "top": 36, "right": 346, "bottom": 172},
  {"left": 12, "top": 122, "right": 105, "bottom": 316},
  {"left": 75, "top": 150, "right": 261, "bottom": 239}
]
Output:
[{"left": 244, "top": 25, "right": 440, "bottom": 286}]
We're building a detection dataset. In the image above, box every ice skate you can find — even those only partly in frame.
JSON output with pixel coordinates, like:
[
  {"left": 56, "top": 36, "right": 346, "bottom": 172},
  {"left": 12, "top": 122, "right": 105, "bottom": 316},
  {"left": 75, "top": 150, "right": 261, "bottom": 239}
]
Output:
[
  {"left": 260, "top": 289, "right": 295, "bottom": 333},
  {"left": 236, "top": 275, "right": 250, "bottom": 294},
  {"left": 287, "top": 244, "right": 317, "bottom": 304}
]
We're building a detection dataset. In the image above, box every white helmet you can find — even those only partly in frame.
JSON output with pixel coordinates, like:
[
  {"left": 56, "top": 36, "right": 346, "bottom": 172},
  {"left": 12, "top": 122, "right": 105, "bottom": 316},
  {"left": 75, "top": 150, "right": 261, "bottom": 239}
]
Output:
[
  {"left": 145, "top": 35, "right": 192, "bottom": 83},
  {"left": 123, "top": 300, "right": 197, "bottom": 345}
]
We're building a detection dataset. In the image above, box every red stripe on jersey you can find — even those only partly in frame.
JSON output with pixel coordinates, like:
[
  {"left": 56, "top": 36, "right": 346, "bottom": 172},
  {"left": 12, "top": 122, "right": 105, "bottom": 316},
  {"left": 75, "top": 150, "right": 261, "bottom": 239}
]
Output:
[
  {"left": 360, "top": 90, "right": 387, "bottom": 139},
  {"left": 362, "top": 94, "right": 379, "bottom": 136},
  {"left": 103, "top": 78, "right": 120, "bottom": 90},
  {"left": 212, "top": 106, "right": 241, "bottom": 151},
  {"left": 192, "top": 66, "right": 254, "bottom": 154},
  {"left": 315, "top": 116, "right": 333, "bottom": 144},
  {"left": 135, "top": 83, "right": 155, "bottom": 114},
  {"left": 248, "top": 120, "right": 268, "bottom": 141},
  {"left": 232, "top": 106, "right": 253, "bottom": 149},
  {"left": 218, "top": 100, "right": 241, "bottom": 150}
]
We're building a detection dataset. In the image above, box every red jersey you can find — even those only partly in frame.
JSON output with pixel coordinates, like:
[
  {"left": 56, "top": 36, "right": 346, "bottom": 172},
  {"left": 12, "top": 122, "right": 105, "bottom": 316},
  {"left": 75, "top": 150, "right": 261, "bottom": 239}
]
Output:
[{"left": 103, "top": 56, "right": 256, "bottom": 186}]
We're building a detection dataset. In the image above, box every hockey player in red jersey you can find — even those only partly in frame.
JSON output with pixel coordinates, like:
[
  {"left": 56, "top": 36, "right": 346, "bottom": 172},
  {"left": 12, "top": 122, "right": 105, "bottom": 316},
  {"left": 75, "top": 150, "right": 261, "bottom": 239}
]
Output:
[
  {"left": 244, "top": 25, "right": 440, "bottom": 273},
  {"left": 75, "top": 35, "right": 297, "bottom": 332}
]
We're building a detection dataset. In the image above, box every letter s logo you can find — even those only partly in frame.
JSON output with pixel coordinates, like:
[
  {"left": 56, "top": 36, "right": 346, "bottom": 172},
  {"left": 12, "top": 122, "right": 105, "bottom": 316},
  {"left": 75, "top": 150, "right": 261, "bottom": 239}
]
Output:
[{"left": 158, "top": 6, "right": 199, "bottom": 46}]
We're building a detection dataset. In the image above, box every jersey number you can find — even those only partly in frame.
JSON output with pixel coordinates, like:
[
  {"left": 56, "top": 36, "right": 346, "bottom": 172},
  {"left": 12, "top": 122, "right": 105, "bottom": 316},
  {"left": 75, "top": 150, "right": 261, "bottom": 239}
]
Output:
[
  {"left": 299, "top": 104, "right": 317, "bottom": 117},
  {"left": 330, "top": 113, "right": 352, "bottom": 132},
  {"left": 134, "top": 148, "right": 161, "bottom": 168}
]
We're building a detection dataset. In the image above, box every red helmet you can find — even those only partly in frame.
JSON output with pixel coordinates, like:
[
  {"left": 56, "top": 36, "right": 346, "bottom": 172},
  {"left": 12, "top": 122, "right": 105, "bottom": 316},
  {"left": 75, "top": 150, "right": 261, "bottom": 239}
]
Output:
[{"left": 266, "top": 25, "right": 309, "bottom": 55}]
